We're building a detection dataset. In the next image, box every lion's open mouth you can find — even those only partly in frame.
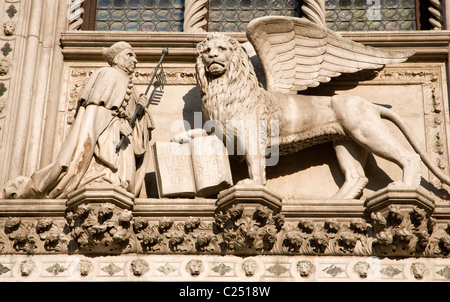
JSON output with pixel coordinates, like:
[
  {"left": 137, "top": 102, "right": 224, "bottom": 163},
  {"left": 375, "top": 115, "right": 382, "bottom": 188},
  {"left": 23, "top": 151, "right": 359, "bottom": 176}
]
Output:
[
  {"left": 208, "top": 61, "right": 225, "bottom": 68},
  {"left": 207, "top": 61, "right": 226, "bottom": 75}
]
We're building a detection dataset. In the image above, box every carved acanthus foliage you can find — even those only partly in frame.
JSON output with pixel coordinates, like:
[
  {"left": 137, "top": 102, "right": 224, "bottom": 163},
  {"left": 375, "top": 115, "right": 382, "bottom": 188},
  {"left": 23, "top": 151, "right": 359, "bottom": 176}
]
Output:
[
  {"left": 1, "top": 202, "right": 450, "bottom": 257},
  {"left": 371, "top": 206, "right": 450, "bottom": 257},
  {"left": 133, "top": 216, "right": 219, "bottom": 253},
  {"left": 66, "top": 203, "right": 135, "bottom": 254},
  {"left": 281, "top": 218, "right": 372, "bottom": 255},
  {"left": 214, "top": 204, "right": 285, "bottom": 254},
  {"left": 2, "top": 217, "right": 68, "bottom": 254}
]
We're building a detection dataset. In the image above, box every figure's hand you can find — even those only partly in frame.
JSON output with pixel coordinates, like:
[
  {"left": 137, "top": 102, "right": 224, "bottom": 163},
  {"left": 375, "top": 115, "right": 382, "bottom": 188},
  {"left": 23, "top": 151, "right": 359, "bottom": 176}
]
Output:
[
  {"left": 120, "top": 123, "right": 133, "bottom": 137},
  {"left": 135, "top": 94, "right": 147, "bottom": 116},
  {"left": 138, "top": 94, "right": 147, "bottom": 108}
]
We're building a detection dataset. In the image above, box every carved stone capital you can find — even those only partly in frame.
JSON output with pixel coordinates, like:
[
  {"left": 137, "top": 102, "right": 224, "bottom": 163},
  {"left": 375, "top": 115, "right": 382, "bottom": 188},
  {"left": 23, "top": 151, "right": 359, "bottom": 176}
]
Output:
[
  {"left": 67, "top": 184, "right": 134, "bottom": 211},
  {"left": 216, "top": 184, "right": 282, "bottom": 214},
  {"left": 365, "top": 186, "right": 435, "bottom": 217}
]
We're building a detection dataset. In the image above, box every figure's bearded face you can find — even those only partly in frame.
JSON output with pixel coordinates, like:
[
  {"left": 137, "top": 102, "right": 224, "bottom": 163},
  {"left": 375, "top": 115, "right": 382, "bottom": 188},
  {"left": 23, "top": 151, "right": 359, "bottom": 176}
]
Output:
[
  {"left": 115, "top": 49, "right": 138, "bottom": 75},
  {"left": 201, "top": 39, "right": 232, "bottom": 76}
]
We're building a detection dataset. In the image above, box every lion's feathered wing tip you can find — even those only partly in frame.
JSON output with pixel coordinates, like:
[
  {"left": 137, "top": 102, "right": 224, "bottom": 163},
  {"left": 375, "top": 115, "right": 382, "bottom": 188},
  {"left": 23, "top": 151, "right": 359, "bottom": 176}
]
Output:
[{"left": 246, "top": 16, "right": 416, "bottom": 94}]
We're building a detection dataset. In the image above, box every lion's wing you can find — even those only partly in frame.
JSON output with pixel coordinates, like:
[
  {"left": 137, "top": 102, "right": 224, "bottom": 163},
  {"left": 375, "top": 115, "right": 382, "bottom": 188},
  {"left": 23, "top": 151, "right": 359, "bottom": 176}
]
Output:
[{"left": 246, "top": 16, "right": 415, "bottom": 94}]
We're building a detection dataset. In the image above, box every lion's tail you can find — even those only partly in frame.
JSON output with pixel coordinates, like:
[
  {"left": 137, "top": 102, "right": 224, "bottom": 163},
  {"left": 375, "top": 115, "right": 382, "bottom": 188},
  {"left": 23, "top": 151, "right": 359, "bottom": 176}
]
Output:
[{"left": 379, "top": 106, "right": 450, "bottom": 185}]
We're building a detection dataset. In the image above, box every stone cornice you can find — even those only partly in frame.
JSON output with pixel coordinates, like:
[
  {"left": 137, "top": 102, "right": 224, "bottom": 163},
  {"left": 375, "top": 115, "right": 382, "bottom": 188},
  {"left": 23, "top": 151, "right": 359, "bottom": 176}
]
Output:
[
  {"left": 59, "top": 30, "right": 450, "bottom": 62},
  {"left": 1, "top": 198, "right": 449, "bottom": 220}
]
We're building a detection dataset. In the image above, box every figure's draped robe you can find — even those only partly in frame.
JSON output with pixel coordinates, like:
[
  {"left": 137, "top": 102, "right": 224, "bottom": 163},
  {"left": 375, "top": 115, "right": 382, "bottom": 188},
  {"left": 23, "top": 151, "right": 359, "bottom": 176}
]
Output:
[{"left": 3, "top": 67, "right": 153, "bottom": 199}]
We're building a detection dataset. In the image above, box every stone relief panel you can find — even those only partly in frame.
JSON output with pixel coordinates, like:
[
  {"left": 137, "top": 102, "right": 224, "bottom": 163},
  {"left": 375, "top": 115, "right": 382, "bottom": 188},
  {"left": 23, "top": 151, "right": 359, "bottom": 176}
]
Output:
[
  {"left": 0, "top": 254, "right": 449, "bottom": 281},
  {"left": 62, "top": 60, "right": 450, "bottom": 203}
]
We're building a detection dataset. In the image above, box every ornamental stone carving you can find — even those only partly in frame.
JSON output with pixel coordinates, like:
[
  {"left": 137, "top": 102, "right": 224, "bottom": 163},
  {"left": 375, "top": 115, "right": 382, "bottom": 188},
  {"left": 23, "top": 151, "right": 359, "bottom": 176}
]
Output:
[
  {"left": 411, "top": 262, "right": 429, "bottom": 280},
  {"left": 66, "top": 202, "right": 135, "bottom": 254},
  {"left": 0, "top": 60, "right": 11, "bottom": 76},
  {"left": 19, "top": 259, "right": 35, "bottom": 277},
  {"left": 297, "top": 260, "right": 315, "bottom": 278},
  {"left": 78, "top": 259, "right": 93, "bottom": 277},
  {"left": 241, "top": 259, "right": 258, "bottom": 277},
  {"left": 130, "top": 259, "right": 149, "bottom": 277},
  {"left": 186, "top": 259, "right": 204, "bottom": 276},
  {"left": 2, "top": 20, "right": 16, "bottom": 36},
  {"left": 353, "top": 261, "right": 371, "bottom": 279}
]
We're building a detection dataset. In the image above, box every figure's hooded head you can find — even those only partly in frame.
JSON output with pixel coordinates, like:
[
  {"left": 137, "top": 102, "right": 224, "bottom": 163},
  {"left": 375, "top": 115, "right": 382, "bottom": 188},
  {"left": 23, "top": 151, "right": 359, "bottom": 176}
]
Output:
[
  {"left": 102, "top": 41, "right": 132, "bottom": 65},
  {"left": 102, "top": 41, "right": 137, "bottom": 75}
]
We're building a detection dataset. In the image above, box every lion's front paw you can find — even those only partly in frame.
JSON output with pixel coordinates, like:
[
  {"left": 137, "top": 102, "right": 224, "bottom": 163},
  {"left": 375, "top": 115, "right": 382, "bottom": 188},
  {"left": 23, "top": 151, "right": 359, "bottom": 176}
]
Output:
[
  {"left": 236, "top": 178, "right": 254, "bottom": 185},
  {"left": 236, "top": 178, "right": 265, "bottom": 186},
  {"left": 387, "top": 181, "right": 419, "bottom": 189},
  {"left": 171, "top": 132, "right": 190, "bottom": 144}
]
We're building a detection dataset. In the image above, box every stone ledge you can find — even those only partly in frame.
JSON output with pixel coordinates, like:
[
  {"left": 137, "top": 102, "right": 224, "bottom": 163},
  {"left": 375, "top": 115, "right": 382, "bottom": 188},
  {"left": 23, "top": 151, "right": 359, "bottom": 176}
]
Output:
[
  {"left": 0, "top": 197, "right": 448, "bottom": 221},
  {"left": 133, "top": 198, "right": 216, "bottom": 218},
  {"left": 60, "top": 30, "right": 450, "bottom": 62},
  {"left": 0, "top": 199, "right": 66, "bottom": 217}
]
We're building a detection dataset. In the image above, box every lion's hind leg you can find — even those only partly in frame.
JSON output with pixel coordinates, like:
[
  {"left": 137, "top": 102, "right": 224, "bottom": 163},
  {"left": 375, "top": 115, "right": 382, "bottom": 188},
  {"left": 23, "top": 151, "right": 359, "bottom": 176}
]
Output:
[
  {"left": 332, "top": 140, "right": 369, "bottom": 199},
  {"left": 332, "top": 95, "right": 422, "bottom": 189}
]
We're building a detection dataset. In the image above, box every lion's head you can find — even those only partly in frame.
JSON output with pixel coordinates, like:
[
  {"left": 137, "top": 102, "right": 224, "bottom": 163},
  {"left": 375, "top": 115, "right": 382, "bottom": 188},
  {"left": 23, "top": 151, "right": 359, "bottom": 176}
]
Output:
[
  {"left": 196, "top": 33, "right": 239, "bottom": 77},
  {"left": 195, "top": 33, "right": 281, "bottom": 124}
]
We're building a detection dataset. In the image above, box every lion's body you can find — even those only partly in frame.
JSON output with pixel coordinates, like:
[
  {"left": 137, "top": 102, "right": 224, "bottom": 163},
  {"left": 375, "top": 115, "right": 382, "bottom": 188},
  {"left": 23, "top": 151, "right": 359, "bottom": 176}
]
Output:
[
  {"left": 273, "top": 93, "right": 346, "bottom": 155},
  {"left": 193, "top": 33, "right": 450, "bottom": 199}
]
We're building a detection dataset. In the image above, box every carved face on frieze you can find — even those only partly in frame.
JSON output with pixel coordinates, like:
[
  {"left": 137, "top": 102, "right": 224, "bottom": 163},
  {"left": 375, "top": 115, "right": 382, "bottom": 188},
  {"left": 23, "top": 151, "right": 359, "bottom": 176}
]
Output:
[
  {"left": 0, "top": 60, "right": 12, "bottom": 76},
  {"left": 3, "top": 21, "right": 16, "bottom": 36},
  {"left": 197, "top": 34, "right": 236, "bottom": 76}
]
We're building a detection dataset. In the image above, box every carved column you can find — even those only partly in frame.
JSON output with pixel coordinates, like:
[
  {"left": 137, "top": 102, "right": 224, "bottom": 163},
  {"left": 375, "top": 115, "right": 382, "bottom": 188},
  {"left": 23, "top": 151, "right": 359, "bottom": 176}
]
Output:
[
  {"left": 38, "top": 0, "right": 69, "bottom": 168},
  {"left": 183, "top": 0, "right": 207, "bottom": 32},
  {"left": 7, "top": 0, "right": 44, "bottom": 180},
  {"left": 445, "top": 0, "right": 450, "bottom": 29},
  {"left": 429, "top": 0, "right": 444, "bottom": 30},
  {"left": 5, "top": 0, "right": 69, "bottom": 183},
  {"left": 68, "top": 0, "right": 85, "bottom": 31},
  {"left": 301, "top": 0, "right": 326, "bottom": 26},
  {"left": 0, "top": 1, "right": 21, "bottom": 187}
]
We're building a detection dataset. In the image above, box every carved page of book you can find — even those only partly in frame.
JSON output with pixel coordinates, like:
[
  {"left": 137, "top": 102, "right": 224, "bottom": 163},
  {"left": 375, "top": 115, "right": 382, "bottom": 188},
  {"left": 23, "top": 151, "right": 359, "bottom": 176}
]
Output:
[
  {"left": 191, "top": 136, "right": 233, "bottom": 197},
  {"left": 152, "top": 142, "right": 196, "bottom": 197},
  {"left": 152, "top": 136, "right": 233, "bottom": 198}
]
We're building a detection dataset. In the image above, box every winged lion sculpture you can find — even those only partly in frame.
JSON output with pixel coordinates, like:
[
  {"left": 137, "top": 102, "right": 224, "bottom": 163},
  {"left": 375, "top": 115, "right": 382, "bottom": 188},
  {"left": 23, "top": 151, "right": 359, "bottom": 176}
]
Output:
[{"left": 173, "top": 16, "right": 450, "bottom": 199}]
